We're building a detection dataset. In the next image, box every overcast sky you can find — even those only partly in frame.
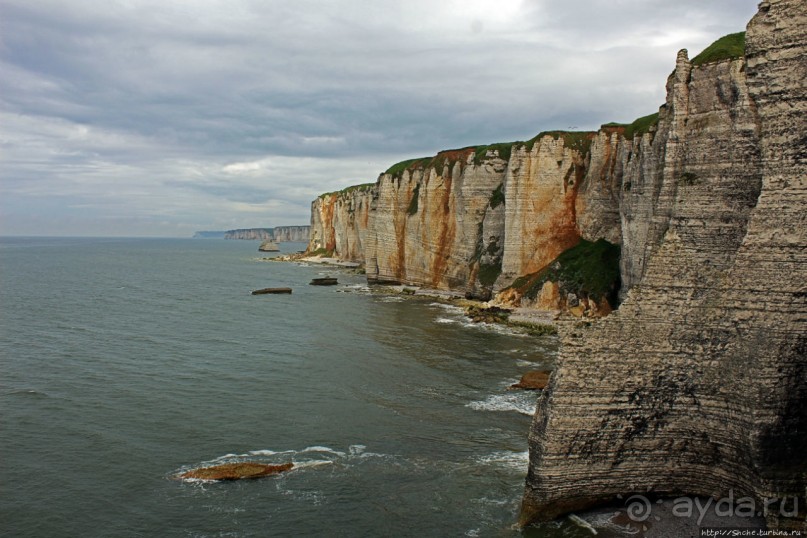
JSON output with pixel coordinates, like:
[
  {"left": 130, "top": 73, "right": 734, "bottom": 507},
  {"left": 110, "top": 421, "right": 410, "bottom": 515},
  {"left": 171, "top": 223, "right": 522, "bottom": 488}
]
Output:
[{"left": 1, "top": 0, "right": 760, "bottom": 237}]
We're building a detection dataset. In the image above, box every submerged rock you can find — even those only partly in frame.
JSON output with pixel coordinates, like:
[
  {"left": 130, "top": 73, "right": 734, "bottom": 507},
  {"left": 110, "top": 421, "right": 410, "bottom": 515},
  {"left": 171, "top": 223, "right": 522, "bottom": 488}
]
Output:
[
  {"left": 252, "top": 287, "right": 292, "bottom": 295},
  {"left": 509, "top": 371, "right": 551, "bottom": 391},
  {"left": 180, "top": 462, "right": 293, "bottom": 481},
  {"left": 309, "top": 277, "right": 338, "bottom": 286}
]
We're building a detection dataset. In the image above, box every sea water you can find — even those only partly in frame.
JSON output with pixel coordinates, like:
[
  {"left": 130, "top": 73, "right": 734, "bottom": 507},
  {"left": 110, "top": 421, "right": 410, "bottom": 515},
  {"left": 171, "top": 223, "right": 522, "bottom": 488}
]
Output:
[{"left": 0, "top": 237, "right": 584, "bottom": 537}]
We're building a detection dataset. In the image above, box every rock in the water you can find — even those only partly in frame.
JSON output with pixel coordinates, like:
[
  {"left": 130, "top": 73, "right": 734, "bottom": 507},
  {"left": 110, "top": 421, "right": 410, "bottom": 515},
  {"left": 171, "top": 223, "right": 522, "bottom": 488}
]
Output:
[
  {"left": 309, "top": 277, "right": 338, "bottom": 286},
  {"left": 251, "top": 287, "right": 292, "bottom": 295},
  {"left": 258, "top": 240, "right": 280, "bottom": 252},
  {"left": 509, "top": 370, "right": 551, "bottom": 390},
  {"left": 465, "top": 304, "right": 512, "bottom": 323},
  {"left": 180, "top": 462, "right": 293, "bottom": 480}
]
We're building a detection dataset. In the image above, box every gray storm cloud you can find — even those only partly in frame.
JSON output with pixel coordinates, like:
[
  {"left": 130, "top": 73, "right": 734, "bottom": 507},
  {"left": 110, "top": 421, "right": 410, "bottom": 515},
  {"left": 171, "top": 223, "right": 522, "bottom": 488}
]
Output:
[{"left": 0, "top": 0, "right": 759, "bottom": 236}]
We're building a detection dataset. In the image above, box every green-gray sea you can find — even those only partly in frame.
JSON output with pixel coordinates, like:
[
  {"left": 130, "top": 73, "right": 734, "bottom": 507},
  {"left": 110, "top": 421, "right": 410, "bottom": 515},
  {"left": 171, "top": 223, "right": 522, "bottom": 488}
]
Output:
[{"left": 0, "top": 237, "right": 594, "bottom": 537}]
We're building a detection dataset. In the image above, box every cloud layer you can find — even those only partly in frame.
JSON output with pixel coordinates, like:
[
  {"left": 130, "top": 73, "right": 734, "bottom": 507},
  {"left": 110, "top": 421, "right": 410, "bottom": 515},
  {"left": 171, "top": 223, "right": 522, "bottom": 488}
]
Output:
[{"left": 0, "top": 0, "right": 760, "bottom": 236}]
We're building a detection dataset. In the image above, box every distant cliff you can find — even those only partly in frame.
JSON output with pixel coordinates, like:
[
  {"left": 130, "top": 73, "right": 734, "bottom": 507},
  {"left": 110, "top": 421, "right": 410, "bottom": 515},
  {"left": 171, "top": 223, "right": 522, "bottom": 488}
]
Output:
[
  {"left": 521, "top": 0, "right": 806, "bottom": 531},
  {"left": 223, "top": 228, "right": 273, "bottom": 240},
  {"left": 271, "top": 226, "right": 310, "bottom": 242},
  {"left": 194, "top": 227, "right": 310, "bottom": 242},
  {"left": 192, "top": 231, "right": 226, "bottom": 238}
]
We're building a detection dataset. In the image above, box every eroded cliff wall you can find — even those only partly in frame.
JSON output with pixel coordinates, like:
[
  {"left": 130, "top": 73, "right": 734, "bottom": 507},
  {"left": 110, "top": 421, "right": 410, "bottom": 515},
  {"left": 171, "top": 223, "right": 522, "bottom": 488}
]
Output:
[
  {"left": 356, "top": 138, "right": 622, "bottom": 298},
  {"left": 365, "top": 148, "right": 508, "bottom": 294},
  {"left": 308, "top": 134, "right": 625, "bottom": 299},
  {"left": 308, "top": 185, "right": 373, "bottom": 260},
  {"left": 521, "top": 0, "right": 806, "bottom": 529}
]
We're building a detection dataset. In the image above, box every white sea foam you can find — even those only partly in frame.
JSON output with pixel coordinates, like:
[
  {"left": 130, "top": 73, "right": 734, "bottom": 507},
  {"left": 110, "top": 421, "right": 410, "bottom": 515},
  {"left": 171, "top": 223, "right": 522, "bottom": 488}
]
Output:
[
  {"left": 475, "top": 450, "right": 529, "bottom": 471},
  {"left": 292, "top": 460, "right": 334, "bottom": 469},
  {"left": 300, "top": 446, "right": 347, "bottom": 457},
  {"left": 434, "top": 317, "right": 458, "bottom": 324},
  {"left": 466, "top": 393, "right": 537, "bottom": 416},
  {"left": 248, "top": 449, "right": 278, "bottom": 456},
  {"left": 348, "top": 444, "right": 366, "bottom": 455},
  {"left": 428, "top": 302, "right": 465, "bottom": 314},
  {"left": 516, "top": 359, "right": 545, "bottom": 368},
  {"left": 471, "top": 497, "right": 510, "bottom": 506}
]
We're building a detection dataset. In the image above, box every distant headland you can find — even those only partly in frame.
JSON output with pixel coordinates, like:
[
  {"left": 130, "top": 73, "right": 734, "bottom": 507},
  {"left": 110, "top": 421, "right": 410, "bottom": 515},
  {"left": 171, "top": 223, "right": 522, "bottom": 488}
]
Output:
[{"left": 193, "top": 226, "right": 310, "bottom": 242}]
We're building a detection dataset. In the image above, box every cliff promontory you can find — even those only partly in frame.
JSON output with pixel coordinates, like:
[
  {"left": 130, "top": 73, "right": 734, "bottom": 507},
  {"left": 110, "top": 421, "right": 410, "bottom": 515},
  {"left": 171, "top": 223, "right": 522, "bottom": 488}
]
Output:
[
  {"left": 194, "top": 226, "right": 310, "bottom": 242},
  {"left": 521, "top": 0, "right": 806, "bottom": 530},
  {"left": 307, "top": 0, "right": 805, "bottom": 530},
  {"left": 310, "top": 135, "right": 623, "bottom": 304}
]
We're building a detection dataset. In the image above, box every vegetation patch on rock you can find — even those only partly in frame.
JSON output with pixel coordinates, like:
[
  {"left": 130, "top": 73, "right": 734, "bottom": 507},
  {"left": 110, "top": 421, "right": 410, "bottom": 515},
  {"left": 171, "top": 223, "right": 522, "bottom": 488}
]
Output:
[
  {"left": 489, "top": 183, "right": 505, "bottom": 209},
  {"left": 507, "top": 320, "right": 558, "bottom": 337},
  {"left": 319, "top": 182, "right": 375, "bottom": 199},
  {"left": 385, "top": 157, "right": 433, "bottom": 178},
  {"left": 386, "top": 148, "right": 477, "bottom": 179},
  {"left": 625, "top": 113, "right": 660, "bottom": 139},
  {"left": 524, "top": 131, "right": 596, "bottom": 154},
  {"left": 691, "top": 31, "right": 746, "bottom": 66},
  {"left": 465, "top": 304, "right": 512, "bottom": 323},
  {"left": 407, "top": 183, "right": 420, "bottom": 215},
  {"left": 604, "top": 113, "right": 661, "bottom": 140},
  {"left": 308, "top": 247, "right": 334, "bottom": 257},
  {"left": 472, "top": 131, "right": 596, "bottom": 165},
  {"left": 507, "top": 238, "right": 621, "bottom": 305}
]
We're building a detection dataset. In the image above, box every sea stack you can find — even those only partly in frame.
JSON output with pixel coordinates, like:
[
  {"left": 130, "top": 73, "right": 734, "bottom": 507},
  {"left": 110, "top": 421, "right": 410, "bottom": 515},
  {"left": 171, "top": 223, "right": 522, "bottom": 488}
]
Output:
[{"left": 259, "top": 240, "right": 280, "bottom": 252}]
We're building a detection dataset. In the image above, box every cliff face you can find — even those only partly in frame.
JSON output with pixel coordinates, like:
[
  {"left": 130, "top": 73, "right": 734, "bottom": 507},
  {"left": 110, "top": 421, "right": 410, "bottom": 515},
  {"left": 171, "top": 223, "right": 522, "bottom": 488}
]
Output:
[
  {"left": 271, "top": 226, "right": 310, "bottom": 243},
  {"left": 313, "top": 139, "right": 623, "bottom": 300},
  {"left": 366, "top": 148, "right": 508, "bottom": 293},
  {"left": 308, "top": 185, "right": 373, "bottom": 259},
  {"left": 521, "top": 0, "right": 806, "bottom": 529}
]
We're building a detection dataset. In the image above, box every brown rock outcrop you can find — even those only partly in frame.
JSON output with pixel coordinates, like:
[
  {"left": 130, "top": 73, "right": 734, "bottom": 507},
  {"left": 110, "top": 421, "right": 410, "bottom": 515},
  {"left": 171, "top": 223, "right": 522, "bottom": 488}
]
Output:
[
  {"left": 521, "top": 0, "right": 806, "bottom": 530},
  {"left": 509, "top": 371, "right": 551, "bottom": 391},
  {"left": 251, "top": 287, "right": 292, "bottom": 295},
  {"left": 179, "top": 462, "right": 294, "bottom": 480}
]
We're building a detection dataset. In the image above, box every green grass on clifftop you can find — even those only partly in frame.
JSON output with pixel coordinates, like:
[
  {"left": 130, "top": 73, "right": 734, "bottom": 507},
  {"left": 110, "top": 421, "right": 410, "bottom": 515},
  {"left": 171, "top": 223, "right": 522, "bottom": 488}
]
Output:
[
  {"left": 472, "top": 131, "right": 595, "bottom": 165},
  {"left": 384, "top": 130, "right": 597, "bottom": 176},
  {"left": 507, "top": 238, "right": 621, "bottom": 304},
  {"left": 601, "top": 112, "right": 660, "bottom": 139},
  {"left": 319, "top": 182, "right": 375, "bottom": 199},
  {"left": 385, "top": 158, "right": 432, "bottom": 178},
  {"left": 473, "top": 141, "right": 520, "bottom": 164},
  {"left": 524, "top": 131, "right": 595, "bottom": 154},
  {"left": 624, "top": 113, "right": 660, "bottom": 139},
  {"left": 691, "top": 32, "right": 745, "bottom": 66}
]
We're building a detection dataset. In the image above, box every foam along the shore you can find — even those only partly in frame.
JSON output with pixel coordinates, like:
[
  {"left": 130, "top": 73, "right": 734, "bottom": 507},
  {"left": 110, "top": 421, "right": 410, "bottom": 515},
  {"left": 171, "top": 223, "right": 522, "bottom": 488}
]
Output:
[{"left": 300, "top": 256, "right": 360, "bottom": 268}]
